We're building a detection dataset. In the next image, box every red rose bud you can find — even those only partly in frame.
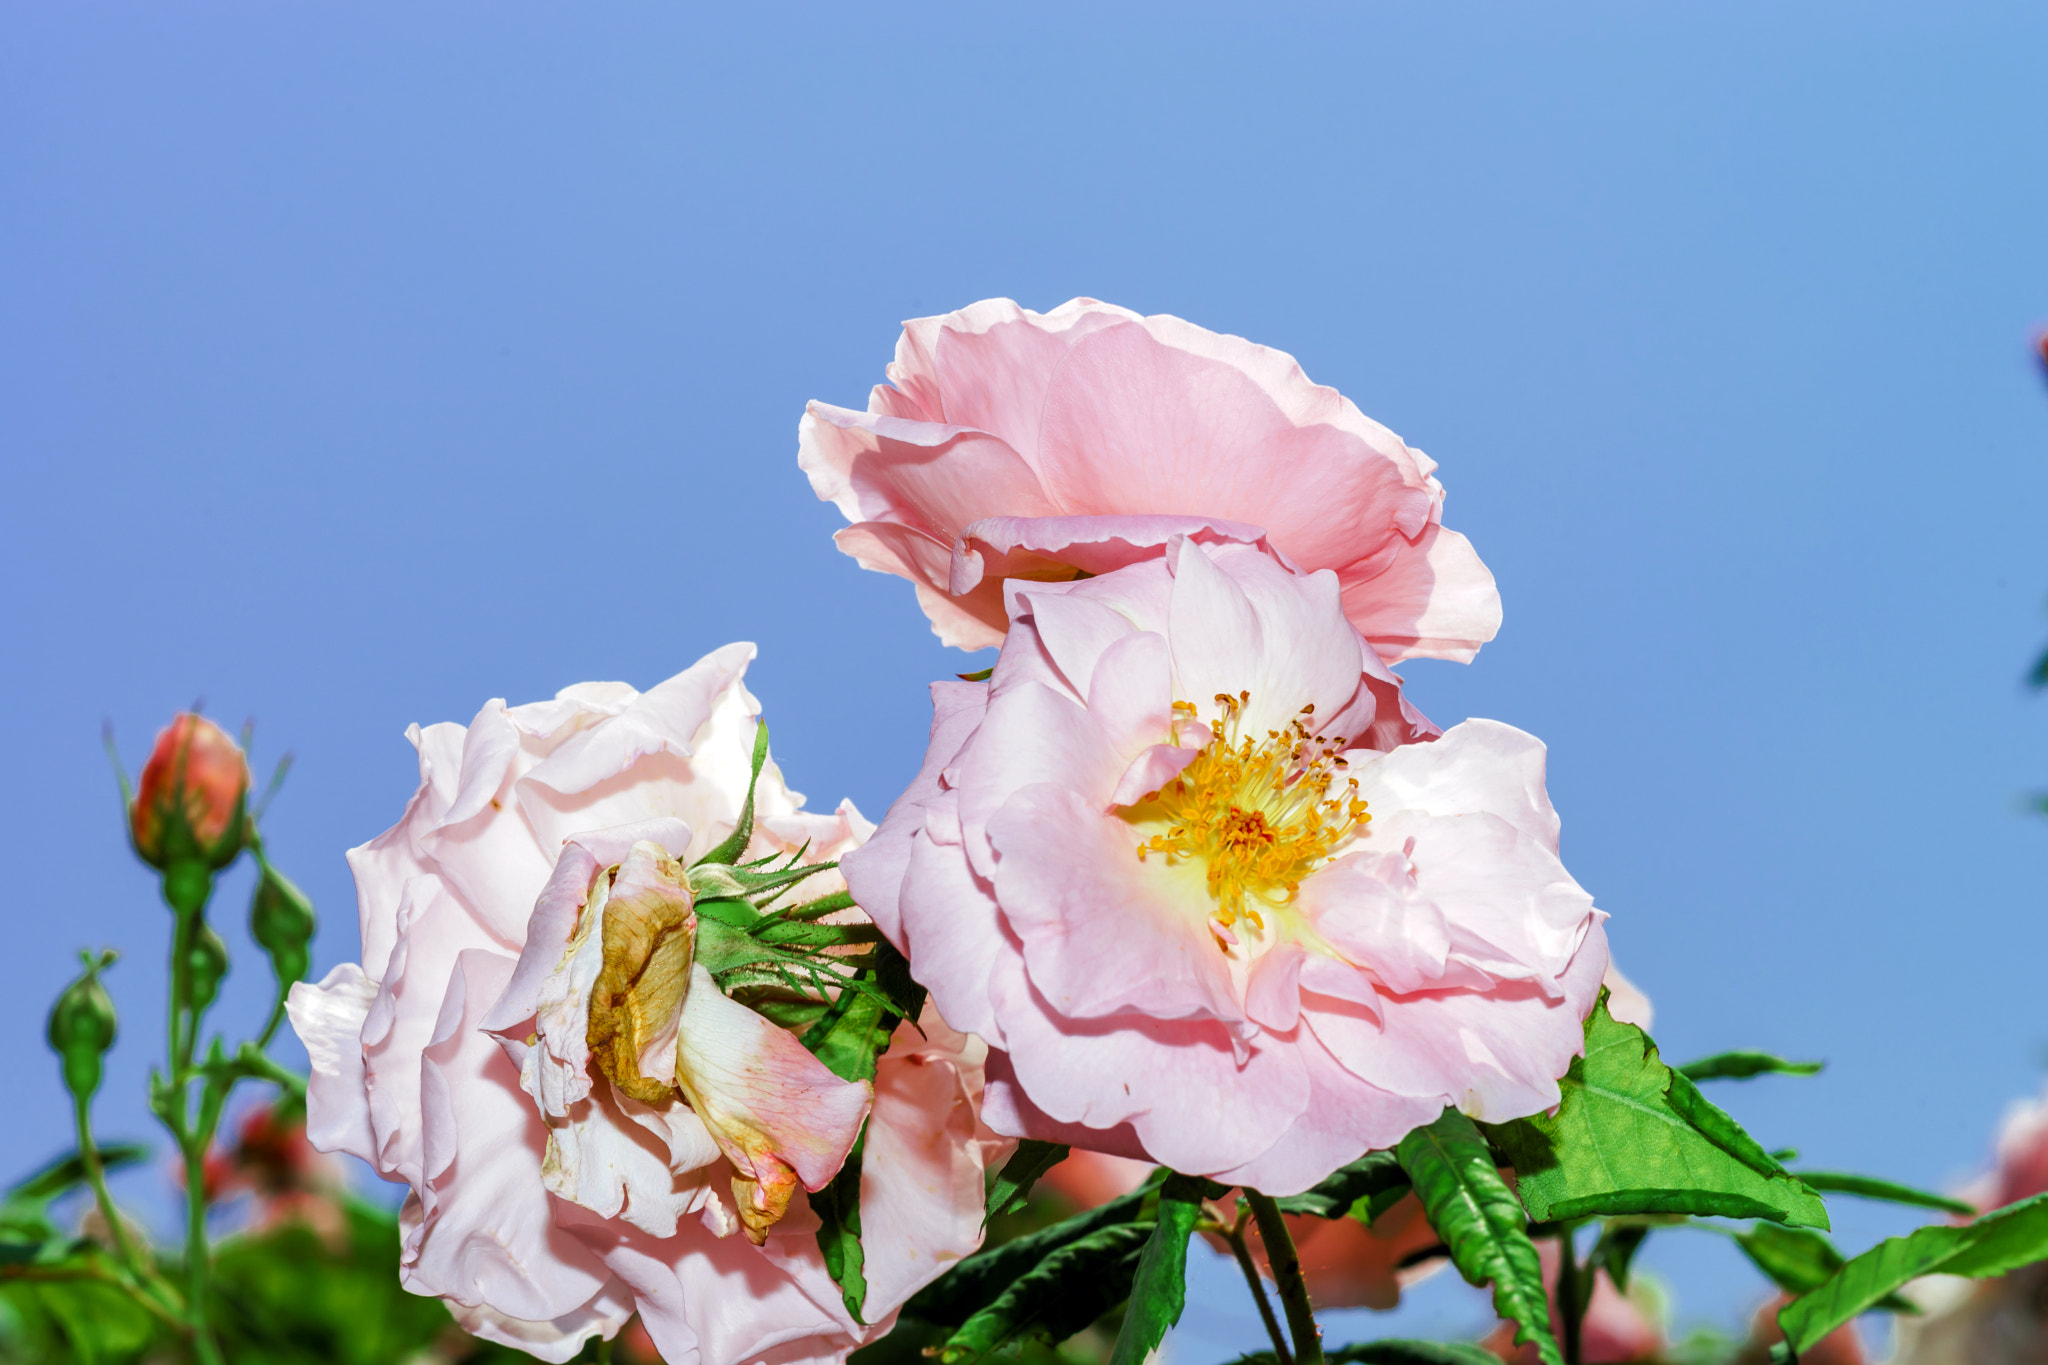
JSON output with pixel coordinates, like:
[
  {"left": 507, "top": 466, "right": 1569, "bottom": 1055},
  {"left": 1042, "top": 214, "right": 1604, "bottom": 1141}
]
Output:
[{"left": 130, "top": 714, "right": 251, "bottom": 874}]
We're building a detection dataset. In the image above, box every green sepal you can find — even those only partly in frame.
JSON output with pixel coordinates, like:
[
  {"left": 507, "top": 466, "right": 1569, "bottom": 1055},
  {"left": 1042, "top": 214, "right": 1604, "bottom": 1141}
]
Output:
[
  {"left": 1676, "top": 1051, "right": 1824, "bottom": 1082},
  {"left": 1788, "top": 1171, "right": 1976, "bottom": 1217},
  {"left": 1273, "top": 1150, "right": 1409, "bottom": 1220},
  {"left": 1397, "top": 1108, "right": 1562, "bottom": 1365},
  {"left": 1108, "top": 1172, "right": 1205, "bottom": 1365},
  {"left": 1777, "top": 1190, "right": 2048, "bottom": 1355},
  {"left": 1222, "top": 1344, "right": 1501, "bottom": 1365},
  {"left": 983, "top": 1141, "right": 1070, "bottom": 1227},
  {"left": 906, "top": 1171, "right": 1167, "bottom": 1328},
  {"left": 812, "top": 1134, "right": 870, "bottom": 1325},
  {"left": 1733, "top": 1222, "right": 1916, "bottom": 1312},
  {"left": 694, "top": 720, "right": 772, "bottom": 868},
  {"left": 1487, "top": 997, "right": 1829, "bottom": 1229},
  {"left": 935, "top": 1222, "right": 1152, "bottom": 1364},
  {"left": 956, "top": 667, "right": 994, "bottom": 682}
]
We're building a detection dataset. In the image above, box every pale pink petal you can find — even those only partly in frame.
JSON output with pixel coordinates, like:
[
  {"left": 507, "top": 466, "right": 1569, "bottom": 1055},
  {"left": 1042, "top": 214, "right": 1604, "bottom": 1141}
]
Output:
[
  {"left": 1348, "top": 718, "right": 1562, "bottom": 851},
  {"left": 989, "top": 782, "right": 1241, "bottom": 1025},
  {"left": 838, "top": 522, "right": 1009, "bottom": 651},
  {"left": 1307, "top": 922, "right": 1609, "bottom": 1121},
  {"left": 672, "top": 964, "right": 872, "bottom": 1236},
  {"left": 989, "top": 968, "right": 1308, "bottom": 1174},
  {"left": 954, "top": 513, "right": 1304, "bottom": 595},
  {"left": 1298, "top": 851, "right": 1453, "bottom": 996},
  {"left": 1601, "top": 963, "right": 1655, "bottom": 1031},
  {"left": 408, "top": 949, "right": 616, "bottom": 1324},
  {"left": 952, "top": 679, "right": 1125, "bottom": 880},
  {"left": 1013, "top": 590, "right": 1145, "bottom": 708},
  {"left": 798, "top": 402, "right": 1057, "bottom": 536},
  {"left": 1209, "top": 1036, "right": 1441, "bottom": 1195},
  {"left": 1340, "top": 524, "right": 1502, "bottom": 665},
  {"left": 565, "top": 1212, "right": 855, "bottom": 1365},
  {"left": 858, "top": 1008, "right": 991, "bottom": 1319},
  {"left": 445, "top": 1287, "right": 635, "bottom": 1365},
  {"left": 287, "top": 965, "right": 380, "bottom": 1167}
]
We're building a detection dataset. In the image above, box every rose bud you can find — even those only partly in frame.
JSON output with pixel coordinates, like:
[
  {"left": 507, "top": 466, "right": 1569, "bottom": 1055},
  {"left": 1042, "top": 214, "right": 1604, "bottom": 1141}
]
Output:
[
  {"left": 48, "top": 952, "right": 119, "bottom": 1102},
  {"left": 130, "top": 714, "right": 251, "bottom": 878},
  {"left": 187, "top": 922, "right": 230, "bottom": 1013},
  {"left": 251, "top": 862, "right": 316, "bottom": 989}
]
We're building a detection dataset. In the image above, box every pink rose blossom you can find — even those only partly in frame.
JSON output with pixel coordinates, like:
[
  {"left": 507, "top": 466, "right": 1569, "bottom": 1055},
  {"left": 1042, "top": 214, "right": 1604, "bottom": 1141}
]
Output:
[
  {"left": 801, "top": 298, "right": 1500, "bottom": 663},
  {"left": 287, "top": 645, "right": 994, "bottom": 1364},
  {"left": 843, "top": 539, "right": 1607, "bottom": 1194}
]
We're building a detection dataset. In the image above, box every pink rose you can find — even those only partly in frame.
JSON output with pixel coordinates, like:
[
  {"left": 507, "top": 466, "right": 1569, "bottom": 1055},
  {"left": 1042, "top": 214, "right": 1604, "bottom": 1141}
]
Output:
[
  {"left": 801, "top": 298, "right": 1500, "bottom": 663},
  {"left": 287, "top": 645, "right": 993, "bottom": 1364},
  {"left": 843, "top": 539, "right": 1607, "bottom": 1194}
]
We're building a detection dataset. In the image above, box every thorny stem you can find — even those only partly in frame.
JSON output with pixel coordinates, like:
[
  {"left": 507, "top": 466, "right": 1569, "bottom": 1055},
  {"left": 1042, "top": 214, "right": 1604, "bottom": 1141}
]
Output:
[
  {"left": 1245, "top": 1191, "right": 1323, "bottom": 1365},
  {"left": 1220, "top": 1205, "right": 1292, "bottom": 1365}
]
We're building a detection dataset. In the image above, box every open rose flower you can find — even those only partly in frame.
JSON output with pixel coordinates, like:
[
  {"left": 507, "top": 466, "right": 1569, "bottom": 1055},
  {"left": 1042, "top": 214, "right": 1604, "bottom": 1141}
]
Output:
[
  {"left": 844, "top": 539, "right": 1606, "bottom": 1193},
  {"left": 800, "top": 297, "right": 1500, "bottom": 662},
  {"left": 288, "top": 645, "right": 994, "bottom": 1364}
]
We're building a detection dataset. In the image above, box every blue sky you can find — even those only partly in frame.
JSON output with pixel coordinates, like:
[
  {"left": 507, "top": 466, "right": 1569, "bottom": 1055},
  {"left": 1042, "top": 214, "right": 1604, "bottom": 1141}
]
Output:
[{"left": 4, "top": 2, "right": 2046, "bottom": 1352}]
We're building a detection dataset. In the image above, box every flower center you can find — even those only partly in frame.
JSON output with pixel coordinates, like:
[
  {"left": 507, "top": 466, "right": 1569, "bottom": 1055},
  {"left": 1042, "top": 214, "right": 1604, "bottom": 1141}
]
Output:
[{"left": 1132, "top": 691, "right": 1369, "bottom": 937}]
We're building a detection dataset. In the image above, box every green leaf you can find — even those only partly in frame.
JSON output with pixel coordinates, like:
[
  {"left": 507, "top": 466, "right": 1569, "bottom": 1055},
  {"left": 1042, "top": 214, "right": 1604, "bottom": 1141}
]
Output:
[
  {"left": 1109, "top": 1174, "right": 1203, "bottom": 1365},
  {"left": 1733, "top": 1222, "right": 1913, "bottom": 1313},
  {"left": 984, "top": 1141, "right": 1070, "bottom": 1226},
  {"left": 694, "top": 720, "right": 771, "bottom": 867},
  {"left": 1397, "top": 1108, "right": 1561, "bottom": 1365},
  {"left": 1274, "top": 1150, "right": 1410, "bottom": 1220},
  {"left": 1778, "top": 1190, "right": 2048, "bottom": 1354},
  {"left": 907, "top": 1174, "right": 1165, "bottom": 1328},
  {"left": 1789, "top": 1171, "right": 1976, "bottom": 1217},
  {"left": 5, "top": 1144, "right": 149, "bottom": 1206},
  {"left": 935, "top": 1222, "right": 1152, "bottom": 1364},
  {"left": 1585, "top": 1222, "right": 1650, "bottom": 1294},
  {"left": 1224, "top": 1343, "right": 1503, "bottom": 1365},
  {"left": 1488, "top": 998, "right": 1829, "bottom": 1229},
  {"left": 812, "top": 1136, "right": 870, "bottom": 1325},
  {"left": 1677, "top": 1051, "right": 1824, "bottom": 1082}
]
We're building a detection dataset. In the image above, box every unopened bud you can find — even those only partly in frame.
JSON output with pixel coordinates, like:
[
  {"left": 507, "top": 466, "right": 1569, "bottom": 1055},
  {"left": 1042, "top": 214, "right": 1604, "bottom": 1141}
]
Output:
[
  {"left": 188, "top": 923, "right": 230, "bottom": 1013},
  {"left": 251, "top": 863, "right": 316, "bottom": 987},
  {"left": 130, "top": 714, "right": 250, "bottom": 876},
  {"left": 48, "top": 952, "right": 118, "bottom": 1101}
]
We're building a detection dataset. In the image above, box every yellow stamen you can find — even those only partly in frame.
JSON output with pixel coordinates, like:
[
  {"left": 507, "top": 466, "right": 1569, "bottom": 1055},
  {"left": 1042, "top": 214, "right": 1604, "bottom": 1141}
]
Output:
[{"left": 1131, "top": 693, "right": 1369, "bottom": 941}]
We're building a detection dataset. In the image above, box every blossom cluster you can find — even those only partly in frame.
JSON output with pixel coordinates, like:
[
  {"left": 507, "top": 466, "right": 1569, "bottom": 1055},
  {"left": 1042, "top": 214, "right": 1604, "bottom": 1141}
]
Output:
[{"left": 292, "top": 298, "right": 1611, "bottom": 1363}]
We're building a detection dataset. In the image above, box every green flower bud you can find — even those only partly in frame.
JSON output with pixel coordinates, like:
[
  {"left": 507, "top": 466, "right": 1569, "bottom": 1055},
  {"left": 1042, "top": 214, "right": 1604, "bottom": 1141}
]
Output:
[
  {"left": 251, "top": 863, "right": 316, "bottom": 987},
  {"left": 188, "top": 923, "right": 230, "bottom": 1013},
  {"left": 48, "top": 953, "right": 118, "bottom": 1101}
]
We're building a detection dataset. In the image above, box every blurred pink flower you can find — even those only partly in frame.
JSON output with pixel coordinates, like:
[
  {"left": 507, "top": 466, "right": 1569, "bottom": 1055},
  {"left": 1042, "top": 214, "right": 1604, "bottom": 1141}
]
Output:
[
  {"left": 801, "top": 297, "right": 1500, "bottom": 662},
  {"left": 288, "top": 645, "right": 993, "bottom": 1364},
  {"left": 1889, "top": 1080, "right": 2048, "bottom": 1365},
  {"left": 1483, "top": 1242, "right": 1664, "bottom": 1364},
  {"left": 843, "top": 540, "right": 1607, "bottom": 1194}
]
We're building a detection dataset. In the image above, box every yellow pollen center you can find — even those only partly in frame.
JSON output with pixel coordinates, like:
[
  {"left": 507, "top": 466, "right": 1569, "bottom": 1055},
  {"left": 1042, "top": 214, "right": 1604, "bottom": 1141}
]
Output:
[{"left": 1132, "top": 692, "right": 1369, "bottom": 938}]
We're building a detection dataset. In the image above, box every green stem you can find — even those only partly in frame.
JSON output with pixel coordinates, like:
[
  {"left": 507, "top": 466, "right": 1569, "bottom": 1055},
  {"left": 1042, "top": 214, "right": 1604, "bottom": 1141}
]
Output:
[
  {"left": 1245, "top": 1191, "right": 1322, "bottom": 1365},
  {"left": 71, "top": 1093, "right": 143, "bottom": 1278},
  {"left": 1554, "top": 1225, "right": 1584, "bottom": 1365},
  {"left": 1221, "top": 1209, "right": 1292, "bottom": 1365}
]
